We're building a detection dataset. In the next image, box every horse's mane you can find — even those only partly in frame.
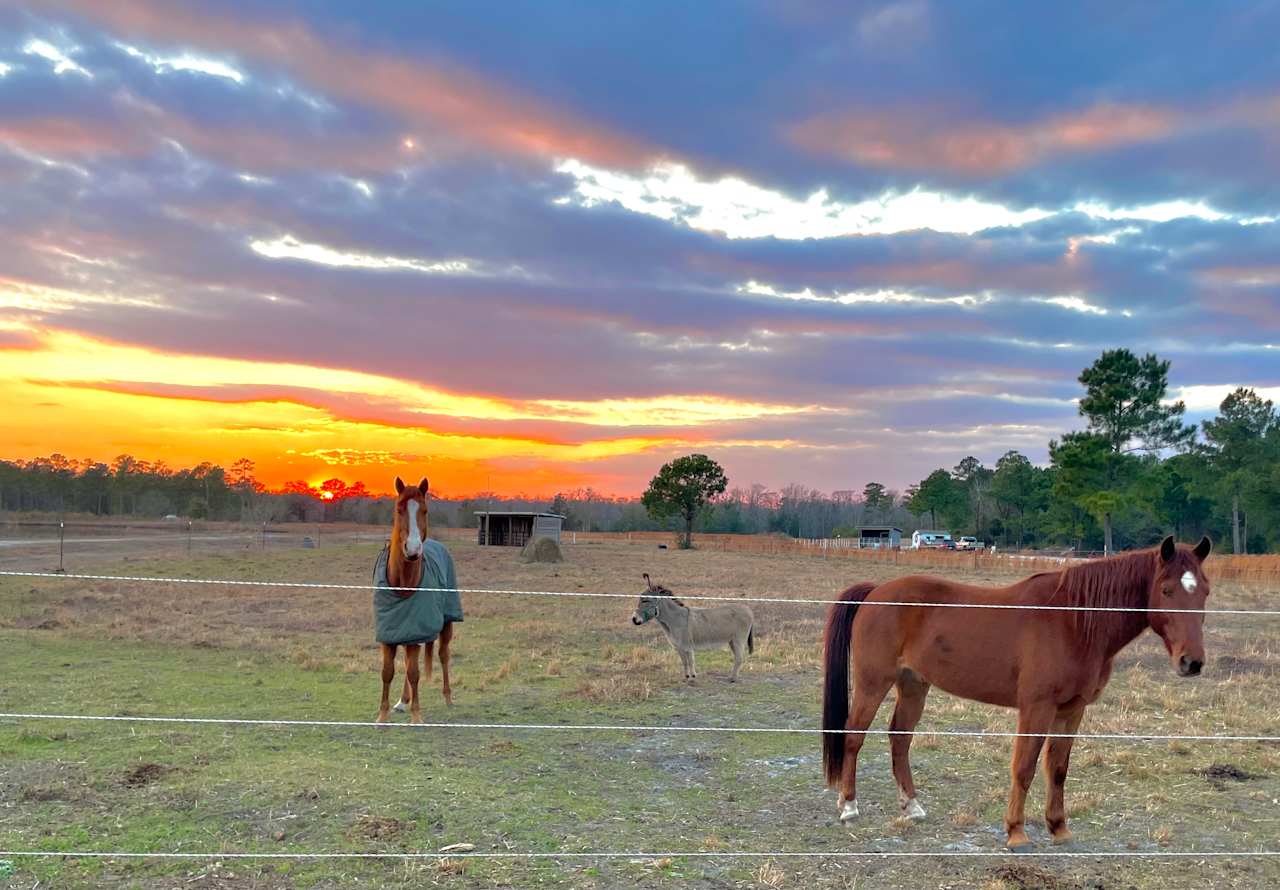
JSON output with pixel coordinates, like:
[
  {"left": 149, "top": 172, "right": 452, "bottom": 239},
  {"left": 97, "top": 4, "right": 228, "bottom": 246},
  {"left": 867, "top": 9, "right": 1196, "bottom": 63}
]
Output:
[{"left": 1052, "top": 548, "right": 1156, "bottom": 647}]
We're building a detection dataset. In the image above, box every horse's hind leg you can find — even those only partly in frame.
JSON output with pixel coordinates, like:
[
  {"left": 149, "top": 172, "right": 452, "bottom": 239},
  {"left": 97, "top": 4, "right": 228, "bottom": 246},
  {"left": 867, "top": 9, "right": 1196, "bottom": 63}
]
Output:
[
  {"left": 889, "top": 669, "right": 931, "bottom": 821},
  {"left": 376, "top": 643, "right": 396, "bottom": 723},
  {"left": 1043, "top": 701, "right": 1086, "bottom": 845},
  {"left": 403, "top": 643, "right": 422, "bottom": 723},
  {"left": 437, "top": 623, "right": 454, "bottom": 706},
  {"left": 838, "top": 671, "right": 894, "bottom": 823}
]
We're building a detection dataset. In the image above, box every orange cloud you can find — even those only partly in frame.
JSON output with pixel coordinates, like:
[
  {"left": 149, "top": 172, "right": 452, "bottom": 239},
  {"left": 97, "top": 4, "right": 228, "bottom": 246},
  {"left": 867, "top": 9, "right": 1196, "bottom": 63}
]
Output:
[
  {"left": 791, "top": 102, "right": 1180, "bottom": 175},
  {"left": 0, "top": 325, "right": 814, "bottom": 495},
  {"left": 42, "top": 0, "right": 659, "bottom": 169}
]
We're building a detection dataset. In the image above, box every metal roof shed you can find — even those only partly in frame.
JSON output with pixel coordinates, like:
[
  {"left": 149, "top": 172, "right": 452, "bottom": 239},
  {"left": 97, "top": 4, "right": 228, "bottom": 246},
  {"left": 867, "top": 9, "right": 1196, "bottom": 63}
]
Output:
[{"left": 475, "top": 511, "right": 565, "bottom": 546}]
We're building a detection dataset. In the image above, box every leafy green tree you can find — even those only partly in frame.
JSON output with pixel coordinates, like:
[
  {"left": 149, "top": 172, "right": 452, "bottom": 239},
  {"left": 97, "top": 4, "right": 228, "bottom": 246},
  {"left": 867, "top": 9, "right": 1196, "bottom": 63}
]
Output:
[
  {"left": 861, "top": 482, "right": 891, "bottom": 518},
  {"left": 1074, "top": 349, "right": 1192, "bottom": 551},
  {"left": 641, "top": 454, "right": 728, "bottom": 549},
  {"left": 906, "top": 469, "right": 964, "bottom": 530},
  {"left": 952, "top": 456, "right": 993, "bottom": 538},
  {"left": 1202, "top": 387, "right": 1277, "bottom": 553},
  {"left": 990, "top": 451, "right": 1038, "bottom": 548}
]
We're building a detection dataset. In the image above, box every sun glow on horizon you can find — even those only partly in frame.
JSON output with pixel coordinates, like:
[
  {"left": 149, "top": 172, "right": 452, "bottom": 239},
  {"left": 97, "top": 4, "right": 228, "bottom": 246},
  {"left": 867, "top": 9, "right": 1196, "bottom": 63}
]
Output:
[{"left": 0, "top": 326, "right": 816, "bottom": 496}]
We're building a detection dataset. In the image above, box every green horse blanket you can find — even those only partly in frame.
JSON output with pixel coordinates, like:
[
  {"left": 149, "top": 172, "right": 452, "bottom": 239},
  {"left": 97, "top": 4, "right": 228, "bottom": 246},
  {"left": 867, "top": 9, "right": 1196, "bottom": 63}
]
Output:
[{"left": 372, "top": 539, "right": 464, "bottom": 645}]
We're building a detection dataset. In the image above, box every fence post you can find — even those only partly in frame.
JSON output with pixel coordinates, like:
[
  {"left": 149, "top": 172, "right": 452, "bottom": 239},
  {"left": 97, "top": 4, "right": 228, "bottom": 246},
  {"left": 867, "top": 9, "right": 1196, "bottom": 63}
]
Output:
[
  {"left": 187, "top": 520, "right": 193, "bottom": 556},
  {"left": 261, "top": 521, "right": 267, "bottom": 550},
  {"left": 56, "top": 520, "right": 66, "bottom": 574}
]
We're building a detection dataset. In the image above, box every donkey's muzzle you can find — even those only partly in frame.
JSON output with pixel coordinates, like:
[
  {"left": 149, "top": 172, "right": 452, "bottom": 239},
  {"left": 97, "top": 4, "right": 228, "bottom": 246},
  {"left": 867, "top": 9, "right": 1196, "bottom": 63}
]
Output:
[
  {"left": 631, "top": 615, "right": 643, "bottom": 625},
  {"left": 1178, "top": 655, "right": 1203, "bottom": 677}
]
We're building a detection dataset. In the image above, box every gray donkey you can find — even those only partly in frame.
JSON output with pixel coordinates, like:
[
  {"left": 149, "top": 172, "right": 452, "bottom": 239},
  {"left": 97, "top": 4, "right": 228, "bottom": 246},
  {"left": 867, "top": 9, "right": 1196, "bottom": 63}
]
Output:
[{"left": 631, "top": 573, "right": 754, "bottom": 682}]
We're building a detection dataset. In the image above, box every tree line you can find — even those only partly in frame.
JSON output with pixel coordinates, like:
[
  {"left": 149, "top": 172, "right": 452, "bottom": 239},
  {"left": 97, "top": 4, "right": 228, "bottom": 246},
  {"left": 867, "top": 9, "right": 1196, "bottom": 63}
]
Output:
[{"left": 1, "top": 350, "right": 1276, "bottom": 553}]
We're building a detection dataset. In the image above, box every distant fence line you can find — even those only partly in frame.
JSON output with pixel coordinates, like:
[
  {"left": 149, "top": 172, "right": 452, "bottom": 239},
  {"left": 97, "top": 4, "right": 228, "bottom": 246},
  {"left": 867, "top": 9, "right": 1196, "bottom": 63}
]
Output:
[{"left": 3, "top": 518, "right": 1276, "bottom": 585}]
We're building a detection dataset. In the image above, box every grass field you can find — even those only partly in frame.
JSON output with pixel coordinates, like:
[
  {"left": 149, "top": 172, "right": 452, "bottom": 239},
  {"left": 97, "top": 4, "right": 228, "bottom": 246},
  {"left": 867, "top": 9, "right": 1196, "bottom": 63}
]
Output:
[{"left": 2, "top": 536, "right": 1279, "bottom": 889}]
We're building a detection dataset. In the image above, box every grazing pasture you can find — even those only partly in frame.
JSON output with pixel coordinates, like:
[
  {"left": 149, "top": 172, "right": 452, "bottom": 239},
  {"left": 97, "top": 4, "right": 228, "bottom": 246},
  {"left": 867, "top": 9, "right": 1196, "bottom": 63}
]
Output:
[{"left": 1, "top": 537, "right": 1278, "bottom": 889}]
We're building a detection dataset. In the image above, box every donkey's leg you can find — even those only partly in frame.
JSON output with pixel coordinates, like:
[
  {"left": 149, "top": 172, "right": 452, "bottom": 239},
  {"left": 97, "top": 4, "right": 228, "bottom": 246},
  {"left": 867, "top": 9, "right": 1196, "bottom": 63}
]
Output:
[
  {"left": 437, "top": 622, "right": 454, "bottom": 706},
  {"left": 687, "top": 649, "right": 697, "bottom": 680},
  {"left": 677, "top": 648, "right": 692, "bottom": 681},
  {"left": 889, "top": 669, "right": 931, "bottom": 821},
  {"left": 403, "top": 643, "right": 422, "bottom": 723},
  {"left": 728, "top": 637, "right": 743, "bottom": 682},
  {"left": 838, "top": 672, "right": 895, "bottom": 824},
  {"left": 1043, "top": 701, "right": 1086, "bottom": 845},
  {"left": 1005, "top": 702, "right": 1056, "bottom": 850},
  {"left": 376, "top": 643, "right": 396, "bottom": 723}
]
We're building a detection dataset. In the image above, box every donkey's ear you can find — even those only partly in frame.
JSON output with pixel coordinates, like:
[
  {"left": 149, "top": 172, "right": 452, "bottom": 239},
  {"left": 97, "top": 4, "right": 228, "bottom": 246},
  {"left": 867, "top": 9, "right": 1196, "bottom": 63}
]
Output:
[
  {"left": 394, "top": 476, "right": 406, "bottom": 495},
  {"left": 417, "top": 477, "right": 429, "bottom": 496},
  {"left": 643, "top": 572, "right": 652, "bottom": 589},
  {"left": 1159, "top": 535, "right": 1176, "bottom": 562},
  {"left": 1193, "top": 535, "right": 1212, "bottom": 562}
]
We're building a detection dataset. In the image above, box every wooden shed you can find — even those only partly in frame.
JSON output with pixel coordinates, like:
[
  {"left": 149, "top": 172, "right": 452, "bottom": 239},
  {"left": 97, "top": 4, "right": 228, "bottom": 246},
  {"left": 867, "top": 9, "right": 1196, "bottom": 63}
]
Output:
[
  {"left": 857, "top": 526, "right": 902, "bottom": 549},
  {"left": 475, "top": 511, "right": 565, "bottom": 546}
]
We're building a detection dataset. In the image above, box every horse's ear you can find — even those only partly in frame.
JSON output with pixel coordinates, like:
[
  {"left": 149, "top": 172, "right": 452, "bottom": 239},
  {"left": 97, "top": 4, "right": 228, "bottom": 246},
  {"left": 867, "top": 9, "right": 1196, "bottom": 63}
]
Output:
[
  {"left": 417, "top": 477, "right": 429, "bottom": 496},
  {"left": 1194, "top": 535, "right": 1212, "bottom": 562},
  {"left": 394, "top": 476, "right": 405, "bottom": 495},
  {"left": 1159, "top": 535, "right": 1176, "bottom": 562}
]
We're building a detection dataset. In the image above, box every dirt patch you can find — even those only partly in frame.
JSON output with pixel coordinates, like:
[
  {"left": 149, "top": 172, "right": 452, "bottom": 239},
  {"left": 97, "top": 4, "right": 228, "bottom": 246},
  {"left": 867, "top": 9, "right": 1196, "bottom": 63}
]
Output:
[
  {"left": 351, "top": 813, "right": 415, "bottom": 839},
  {"left": 1201, "top": 763, "right": 1255, "bottom": 784},
  {"left": 120, "top": 762, "right": 173, "bottom": 788},
  {"left": 986, "top": 863, "right": 1083, "bottom": 890}
]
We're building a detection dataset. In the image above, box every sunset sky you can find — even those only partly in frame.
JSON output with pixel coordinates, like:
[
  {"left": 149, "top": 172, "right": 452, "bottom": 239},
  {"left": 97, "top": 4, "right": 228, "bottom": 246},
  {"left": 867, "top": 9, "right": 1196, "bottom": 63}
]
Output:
[{"left": 2, "top": 2, "right": 1279, "bottom": 497}]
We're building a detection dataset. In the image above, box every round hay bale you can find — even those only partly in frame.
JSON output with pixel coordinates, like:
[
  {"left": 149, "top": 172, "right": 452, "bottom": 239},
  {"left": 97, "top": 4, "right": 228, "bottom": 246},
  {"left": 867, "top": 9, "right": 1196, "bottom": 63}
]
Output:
[{"left": 520, "top": 536, "right": 564, "bottom": 563}]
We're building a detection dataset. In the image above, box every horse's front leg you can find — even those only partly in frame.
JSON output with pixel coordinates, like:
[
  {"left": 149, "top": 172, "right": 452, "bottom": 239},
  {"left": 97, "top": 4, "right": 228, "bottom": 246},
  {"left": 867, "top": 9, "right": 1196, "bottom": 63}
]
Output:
[
  {"left": 376, "top": 643, "right": 396, "bottom": 723},
  {"left": 1005, "top": 702, "right": 1056, "bottom": 850},
  {"left": 403, "top": 643, "right": 422, "bottom": 724},
  {"left": 1043, "top": 701, "right": 1086, "bottom": 845}
]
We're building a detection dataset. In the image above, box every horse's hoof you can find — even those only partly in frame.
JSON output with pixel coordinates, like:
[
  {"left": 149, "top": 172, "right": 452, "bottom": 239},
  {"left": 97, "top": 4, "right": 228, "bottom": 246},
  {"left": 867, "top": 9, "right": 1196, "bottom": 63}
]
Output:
[
  {"left": 1051, "top": 829, "right": 1074, "bottom": 846},
  {"left": 838, "top": 799, "right": 860, "bottom": 824},
  {"left": 375, "top": 712, "right": 390, "bottom": 725},
  {"left": 1006, "top": 832, "right": 1033, "bottom": 853},
  {"left": 409, "top": 715, "right": 423, "bottom": 725},
  {"left": 903, "top": 798, "right": 927, "bottom": 822},
  {"left": 392, "top": 701, "right": 406, "bottom": 713}
]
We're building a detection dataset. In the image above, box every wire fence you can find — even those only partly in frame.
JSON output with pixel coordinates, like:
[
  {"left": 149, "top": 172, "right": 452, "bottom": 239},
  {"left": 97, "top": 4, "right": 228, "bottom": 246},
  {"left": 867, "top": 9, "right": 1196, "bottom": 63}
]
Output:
[
  {"left": 4, "top": 535, "right": 1279, "bottom": 871},
  {"left": 1, "top": 569, "right": 1275, "bottom": 616},
  {"left": 2, "top": 712, "right": 1276, "bottom": 742}
]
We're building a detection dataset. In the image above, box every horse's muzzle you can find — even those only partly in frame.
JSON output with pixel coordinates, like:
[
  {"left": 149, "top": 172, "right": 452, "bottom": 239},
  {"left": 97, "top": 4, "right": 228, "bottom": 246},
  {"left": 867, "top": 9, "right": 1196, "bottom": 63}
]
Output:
[{"left": 1177, "top": 655, "right": 1203, "bottom": 677}]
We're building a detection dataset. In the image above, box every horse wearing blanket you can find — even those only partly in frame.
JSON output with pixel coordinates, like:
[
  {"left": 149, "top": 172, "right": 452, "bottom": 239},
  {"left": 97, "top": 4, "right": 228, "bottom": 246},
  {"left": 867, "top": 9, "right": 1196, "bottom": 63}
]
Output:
[
  {"left": 372, "top": 476, "right": 464, "bottom": 723},
  {"left": 632, "top": 573, "right": 754, "bottom": 682}
]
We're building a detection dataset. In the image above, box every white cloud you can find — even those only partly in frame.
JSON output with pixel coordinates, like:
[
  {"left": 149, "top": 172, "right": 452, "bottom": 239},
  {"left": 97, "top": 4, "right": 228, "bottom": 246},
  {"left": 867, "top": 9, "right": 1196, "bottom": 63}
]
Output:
[
  {"left": 556, "top": 159, "right": 1050, "bottom": 239},
  {"left": 0, "top": 61, "right": 12, "bottom": 77},
  {"left": 737, "top": 280, "right": 988, "bottom": 307},
  {"left": 1073, "top": 199, "right": 1229, "bottom": 223},
  {"left": 557, "top": 158, "right": 1269, "bottom": 241},
  {"left": 23, "top": 39, "right": 92, "bottom": 78},
  {"left": 1034, "top": 295, "right": 1110, "bottom": 316},
  {"left": 117, "top": 43, "right": 245, "bottom": 84},
  {"left": 1174, "top": 384, "right": 1280, "bottom": 413},
  {"left": 249, "top": 235, "right": 472, "bottom": 275}
]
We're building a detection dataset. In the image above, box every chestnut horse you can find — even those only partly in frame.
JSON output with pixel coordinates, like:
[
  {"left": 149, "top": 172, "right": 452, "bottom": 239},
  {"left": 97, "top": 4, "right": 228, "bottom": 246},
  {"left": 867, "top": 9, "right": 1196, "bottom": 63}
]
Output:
[
  {"left": 377, "top": 476, "right": 456, "bottom": 723},
  {"left": 822, "top": 535, "right": 1212, "bottom": 849}
]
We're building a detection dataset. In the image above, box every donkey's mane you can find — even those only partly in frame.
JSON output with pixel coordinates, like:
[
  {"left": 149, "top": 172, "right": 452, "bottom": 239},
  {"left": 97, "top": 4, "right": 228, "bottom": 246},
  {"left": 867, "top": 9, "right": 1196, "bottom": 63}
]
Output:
[
  {"left": 646, "top": 580, "right": 685, "bottom": 608},
  {"left": 1052, "top": 548, "right": 1156, "bottom": 647}
]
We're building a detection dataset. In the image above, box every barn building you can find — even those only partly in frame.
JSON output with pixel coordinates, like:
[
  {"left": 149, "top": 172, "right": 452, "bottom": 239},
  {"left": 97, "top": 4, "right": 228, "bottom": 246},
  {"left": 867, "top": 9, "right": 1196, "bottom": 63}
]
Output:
[
  {"left": 475, "top": 511, "right": 565, "bottom": 546},
  {"left": 856, "top": 526, "right": 902, "bottom": 549}
]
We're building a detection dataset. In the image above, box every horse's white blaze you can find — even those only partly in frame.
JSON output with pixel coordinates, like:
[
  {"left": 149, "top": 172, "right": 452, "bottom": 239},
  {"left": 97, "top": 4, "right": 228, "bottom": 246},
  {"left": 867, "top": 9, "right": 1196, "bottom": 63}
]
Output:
[
  {"left": 839, "top": 798, "right": 860, "bottom": 823},
  {"left": 1181, "top": 570, "right": 1197, "bottom": 593},
  {"left": 404, "top": 498, "right": 423, "bottom": 557}
]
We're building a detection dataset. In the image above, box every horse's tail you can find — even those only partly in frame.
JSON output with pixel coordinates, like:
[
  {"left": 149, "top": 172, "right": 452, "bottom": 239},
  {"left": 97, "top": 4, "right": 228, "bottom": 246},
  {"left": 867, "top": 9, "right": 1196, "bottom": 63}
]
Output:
[
  {"left": 747, "top": 626, "right": 754, "bottom": 655},
  {"left": 822, "top": 582, "right": 877, "bottom": 787}
]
